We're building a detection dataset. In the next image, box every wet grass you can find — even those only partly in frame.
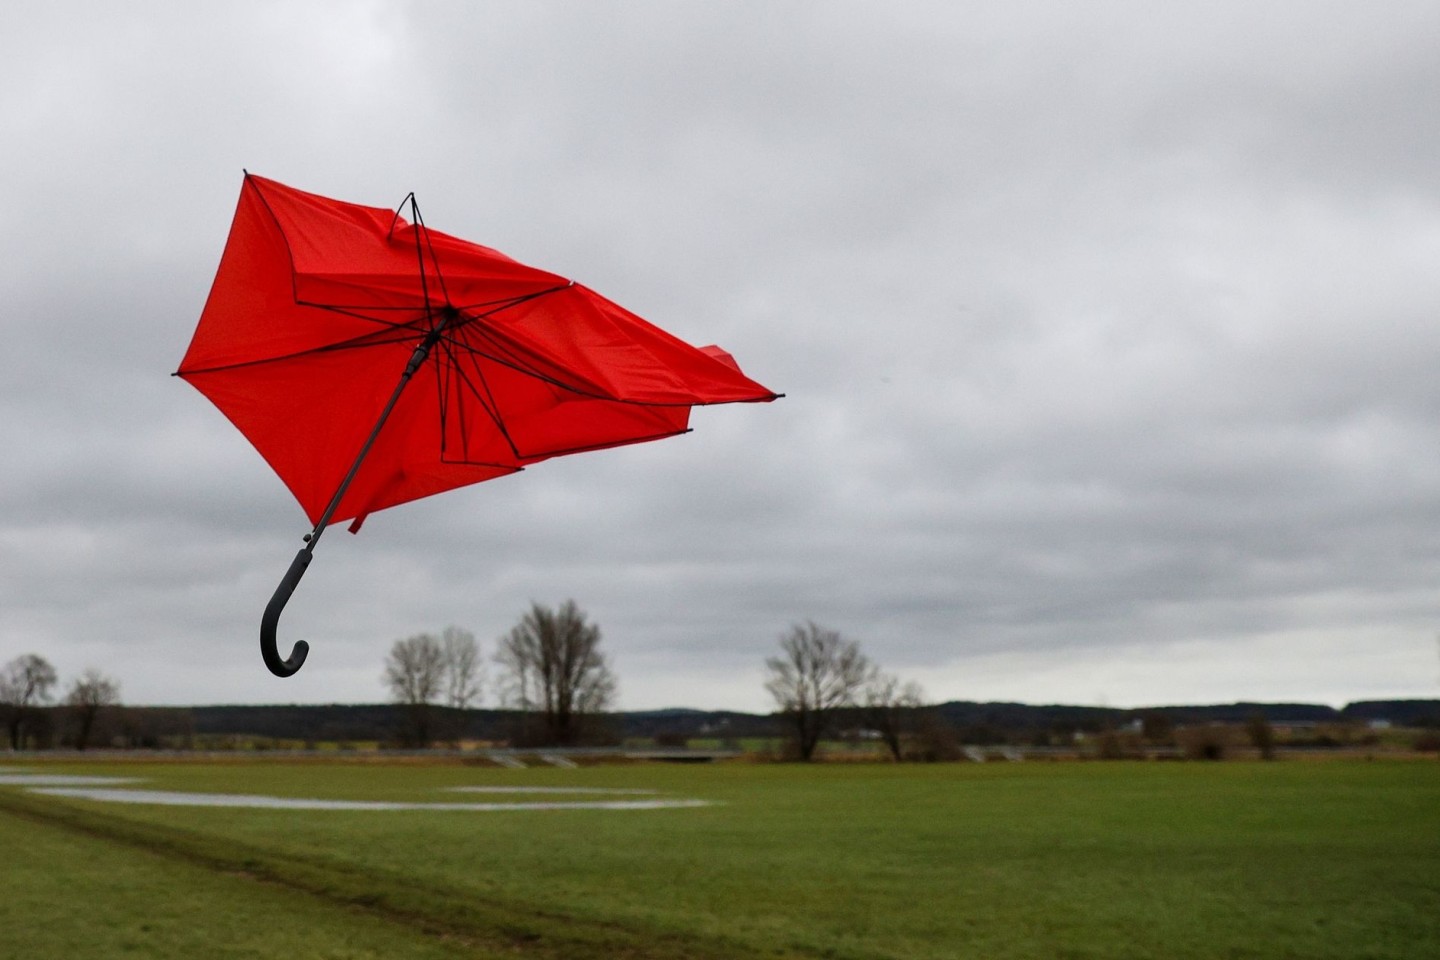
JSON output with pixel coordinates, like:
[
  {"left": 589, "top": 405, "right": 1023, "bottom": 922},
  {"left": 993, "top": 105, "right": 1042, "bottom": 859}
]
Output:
[
  {"left": 2, "top": 757, "right": 1438, "bottom": 959},
  {"left": 0, "top": 801, "right": 485, "bottom": 959}
]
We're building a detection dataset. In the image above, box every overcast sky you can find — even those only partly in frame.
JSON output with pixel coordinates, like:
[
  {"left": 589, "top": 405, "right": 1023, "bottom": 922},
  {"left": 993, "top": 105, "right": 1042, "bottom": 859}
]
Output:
[{"left": 4, "top": 2, "right": 1440, "bottom": 712}]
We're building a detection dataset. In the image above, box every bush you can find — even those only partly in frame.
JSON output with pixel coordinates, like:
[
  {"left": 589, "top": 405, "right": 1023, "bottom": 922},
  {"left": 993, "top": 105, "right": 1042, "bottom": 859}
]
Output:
[
  {"left": 1175, "top": 724, "right": 1242, "bottom": 760},
  {"left": 905, "top": 711, "right": 963, "bottom": 762},
  {"left": 1093, "top": 730, "right": 1145, "bottom": 760},
  {"left": 1246, "top": 713, "right": 1277, "bottom": 760},
  {"left": 1140, "top": 712, "right": 1176, "bottom": 745}
]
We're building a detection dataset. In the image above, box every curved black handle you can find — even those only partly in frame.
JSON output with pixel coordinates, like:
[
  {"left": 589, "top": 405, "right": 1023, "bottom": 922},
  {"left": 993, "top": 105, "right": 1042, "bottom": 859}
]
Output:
[
  {"left": 260, "top": 548, "right": 313, "bottom": 677},
  {"left": 252, "top": 317, "right": 440, "bottom": 680}
]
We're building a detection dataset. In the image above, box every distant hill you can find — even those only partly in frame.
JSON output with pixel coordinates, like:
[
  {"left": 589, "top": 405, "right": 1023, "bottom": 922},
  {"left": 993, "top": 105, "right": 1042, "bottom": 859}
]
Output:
[
  {"left": 1339, "top": 699, "right": 1440, "bottom": 726},
  {"left": 171, "top": 698, "right": 1440, "bottom": 745}
]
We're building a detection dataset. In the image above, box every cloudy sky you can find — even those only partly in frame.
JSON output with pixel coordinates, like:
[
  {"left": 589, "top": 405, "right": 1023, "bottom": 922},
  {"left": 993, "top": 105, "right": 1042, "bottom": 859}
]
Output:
[{"left": 4, "top": 2, "right": 1440, "bottom": 713}]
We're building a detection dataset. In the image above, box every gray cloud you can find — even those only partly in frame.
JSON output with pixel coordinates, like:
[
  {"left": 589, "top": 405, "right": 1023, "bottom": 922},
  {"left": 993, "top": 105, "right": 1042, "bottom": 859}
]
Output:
[{"left": 3, "top": 2, "right": 1440, "bottom": 711}]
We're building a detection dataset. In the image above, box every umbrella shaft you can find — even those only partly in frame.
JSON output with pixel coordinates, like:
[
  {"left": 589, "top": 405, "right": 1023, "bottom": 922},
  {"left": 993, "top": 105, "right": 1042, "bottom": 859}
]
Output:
[{"left": 306, "top": 336, "right": 437, "bottom": 548}]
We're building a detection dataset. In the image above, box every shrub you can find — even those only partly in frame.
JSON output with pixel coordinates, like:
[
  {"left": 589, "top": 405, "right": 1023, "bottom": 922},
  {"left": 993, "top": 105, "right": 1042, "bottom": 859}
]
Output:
[
  {"left": 1175, "top": 724, "right": 1242, "bottom": 760},
  {"left": 1246, "top": 713, "right": 1277, "bottom": 760},
  {"left": 905, "top": 711, "right": 963, "bottom": 762},
  {"left": 1094, "top": 730, "right": 1145, "bottom": 760}
]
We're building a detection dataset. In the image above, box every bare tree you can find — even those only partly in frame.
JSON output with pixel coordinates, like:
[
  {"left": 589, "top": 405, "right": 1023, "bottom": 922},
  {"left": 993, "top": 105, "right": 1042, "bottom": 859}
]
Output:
[
  {"left": 863, "top": 673, "right": 925, "bottom": 762},
  {"left": 1246, "top": 711, "right": 1277, "bottom": 761},
  {"left": 764, "top": 622, "right": 872, "bottom": 761},
  {"left": 383, "top": 633, "right": 445, "bottom": 746},
  {"left": 441, "top": 626, "right": 483, "bottom": 710},
  {"left": 66, "top": 669, "right": 121, "bottom": 751},
  {"left": 1, "top": 654, "right": 58, "bottom": 750},
  {"left": 495, "top": 600, "right": 616, "bottom": 746}
]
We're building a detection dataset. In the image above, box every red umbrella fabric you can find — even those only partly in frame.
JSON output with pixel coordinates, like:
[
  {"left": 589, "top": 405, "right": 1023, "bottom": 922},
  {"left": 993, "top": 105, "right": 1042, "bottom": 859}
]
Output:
[
  {"left": 180, "top": 173, "right": 777, "bottom": 529},
  {"left": 177, "top": 173, "right": 779, "bottom": 676}
]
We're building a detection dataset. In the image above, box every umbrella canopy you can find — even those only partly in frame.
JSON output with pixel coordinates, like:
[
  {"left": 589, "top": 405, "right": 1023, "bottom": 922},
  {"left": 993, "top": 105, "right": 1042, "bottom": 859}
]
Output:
[
  {"left": 180, "top": 173, "right": 778, "bottom": 530},
  {"left": 177, "top": 173, "right": 779, "bottom": 676}
]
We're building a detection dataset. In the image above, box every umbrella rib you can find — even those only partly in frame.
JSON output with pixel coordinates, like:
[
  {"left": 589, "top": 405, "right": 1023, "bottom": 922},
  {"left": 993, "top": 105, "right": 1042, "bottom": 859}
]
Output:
[
  {"left": 302, "top": 290, "right": 563, "bottom": 314},
  {"left": 435, "top": 334, "right": 451, "bottom": 458},
  {"left": 271, "top": 281, "right": 569, "bottom": 365},
  {"left": 409, "top": 193, "right": 459, "bottom": 462},
  {"left": 300, "top": 301, "right": 430, "bottom": 327},
  {"left": 176, "top": 316, "right": 432, "bottom": 376},
  {"left": 438, "top": 283, "right": 746, "bottom": 409},
  {"left": 177, "top": 286, "right": 575, "bottom": 377},
  {"left": 442, "top": 325, "right": 780, "bottom": 407},
  {"left": 437, "top": 292, "right": 624, "bottom": 405},
  {"left": 408, "top": 198, "right": 454, "bottom": 309},
  {"left": 427, "top": 283, "right": 578, "bottom": 382},
  {"left": 445, "top": 341, "right": 474, "bottom": 462},
  {"left": 439, "top": 338, "right": 542, "bottom": 467},
  {"left": 435, "top": 335, "right": 480, "bottom": 463},
  {"left": 452, "top": 281, "right": 574, "bottom": 317},
  {"left": 440, "top": 335, "right": 524, "bottom": 460},
  {"left": 438, "top": 327, "right": 662, "bottom": 408},
  {"left": 436, "top": 340, "right": 693, "bottom": 462},
  {"left": 433, "top": 338, "right": 529, "bottom": 467},
  {"left": 291, "top": 286, "right": 568, "bottom": 328},
  {"left": 443, "top": 318, "right": 544, "bottom": 381},
  {"left": 407, "top": 195, "right": 443, "bottom": 322}
]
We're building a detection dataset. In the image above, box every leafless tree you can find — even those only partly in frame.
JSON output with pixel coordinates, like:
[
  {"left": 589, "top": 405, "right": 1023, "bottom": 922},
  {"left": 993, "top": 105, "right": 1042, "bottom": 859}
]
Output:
[
  {"left": 863, "top": 673, "right": 925, "bottom": 761},
  {"left": 440, "top": 626, "right": 483, "bottom": 710},
  {"left": 1, "top": 654, "right": 57, "bottom": 750},
  {"left": 383, "top": 633, "right": 445, "bottom": 746},
  {"left": 66, "top": 669, "right": 121, "bottom": 751},
  {"left": 1246, "top": 712, "right": 1277, "bottom": 760},
  {"left": 495, "top": 600, "right": 616, "bottom": 746},
  {"left": 764, "top": 621, "right": 872, "bottom": 761}
]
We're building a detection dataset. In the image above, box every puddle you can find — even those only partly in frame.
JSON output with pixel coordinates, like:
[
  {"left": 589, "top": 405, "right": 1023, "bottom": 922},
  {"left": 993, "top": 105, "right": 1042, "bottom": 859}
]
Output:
[
  {"left": 6, "top": 773, "right": 710, "bottom": 812},
  {"left": 28, "top": 787, "right": 711, "bottom": 812},
  {"left": 445, "top": 786, "right": 659, "bottom": 795},
  {"left": 0, "top": 774, "right": 142, "bottom": 787}
]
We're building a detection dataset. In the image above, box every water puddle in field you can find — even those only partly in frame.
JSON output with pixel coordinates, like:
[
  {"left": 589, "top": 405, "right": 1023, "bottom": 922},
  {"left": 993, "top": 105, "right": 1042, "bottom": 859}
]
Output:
[
  {"left": 25, "top": 787, "right": 711, "bottom": 811},
  {"left": 445, "top": 786, "right": 659, "bottom": 795},
  {"left": 0, "top": 773, "right": 142, "bottom": 787},
  {"left": 3, "top": 771, "right": 710, "bottom": 811}
]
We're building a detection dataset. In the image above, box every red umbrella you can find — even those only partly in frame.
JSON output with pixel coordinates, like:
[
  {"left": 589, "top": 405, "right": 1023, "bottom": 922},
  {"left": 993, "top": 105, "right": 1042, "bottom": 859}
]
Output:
[{"left": 177, "top": 173, "right": 780, "bottom": 677}]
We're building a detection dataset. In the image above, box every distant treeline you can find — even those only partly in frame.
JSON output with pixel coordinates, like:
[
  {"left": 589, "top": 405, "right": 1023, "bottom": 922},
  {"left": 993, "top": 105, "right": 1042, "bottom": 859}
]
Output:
[
  {"left": 64, "top": 698, "right": 1439, "bottom": 748},
  {"left": 925, "top": 700, "right": 1440, "bottom": 746}
]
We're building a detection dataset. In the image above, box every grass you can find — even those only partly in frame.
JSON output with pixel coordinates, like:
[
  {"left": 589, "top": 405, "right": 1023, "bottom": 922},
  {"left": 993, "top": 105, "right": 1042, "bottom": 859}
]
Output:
[
  {"left": 0, "top": 797, "right": 481, "bottom": 959},
  {"left": 2, "top": 757, "right": 1437, "bottom": 959}
]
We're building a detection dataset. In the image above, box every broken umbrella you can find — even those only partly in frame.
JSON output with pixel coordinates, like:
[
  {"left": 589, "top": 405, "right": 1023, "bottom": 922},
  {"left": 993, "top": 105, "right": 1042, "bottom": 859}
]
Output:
[{"left": 176, "top": 173, "right": 780, "bottom": 677}]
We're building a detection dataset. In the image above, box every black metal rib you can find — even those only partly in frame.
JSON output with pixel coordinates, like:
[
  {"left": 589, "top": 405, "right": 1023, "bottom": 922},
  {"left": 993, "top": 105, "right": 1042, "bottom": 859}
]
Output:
[
  {"left": 409, "top": 198, "right": 453, "bottom": 309},
  {"left": 178, "top": 287, "right": 576, "bottom": 377},
  {"left": 438, "top": 330, "right": 523, "bottom": 460},
  {"left": 176, "top": 311, "right": 433, "bottom": 376}
]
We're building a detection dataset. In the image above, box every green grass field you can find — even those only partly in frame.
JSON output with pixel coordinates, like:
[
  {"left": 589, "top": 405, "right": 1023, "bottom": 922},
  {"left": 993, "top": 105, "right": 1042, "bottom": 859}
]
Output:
[{"left": 2, "top": 757, "right": 1437, "bottom": 959}]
